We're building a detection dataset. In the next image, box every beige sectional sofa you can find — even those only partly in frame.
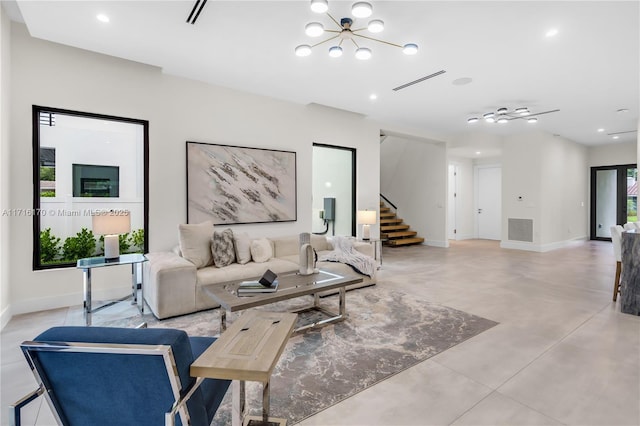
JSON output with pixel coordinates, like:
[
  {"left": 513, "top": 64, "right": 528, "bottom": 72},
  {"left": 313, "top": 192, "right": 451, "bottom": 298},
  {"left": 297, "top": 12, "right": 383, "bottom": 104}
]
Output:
[{"left": 143, "top": 233, "right": 376, "bottom": 319}]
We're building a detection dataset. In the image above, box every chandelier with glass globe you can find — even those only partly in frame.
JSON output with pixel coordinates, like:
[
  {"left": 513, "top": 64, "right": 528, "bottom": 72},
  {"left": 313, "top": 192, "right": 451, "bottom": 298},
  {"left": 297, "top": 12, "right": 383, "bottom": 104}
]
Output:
[{"left": 295, "top": 0, "right": 418, "bottom": 60}]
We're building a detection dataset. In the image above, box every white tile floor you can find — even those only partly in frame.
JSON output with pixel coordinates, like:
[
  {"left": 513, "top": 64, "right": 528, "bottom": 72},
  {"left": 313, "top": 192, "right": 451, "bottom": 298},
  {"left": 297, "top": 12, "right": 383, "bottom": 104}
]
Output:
[{"left": 2, "top": 240, "right": 639, "bottom": 425}]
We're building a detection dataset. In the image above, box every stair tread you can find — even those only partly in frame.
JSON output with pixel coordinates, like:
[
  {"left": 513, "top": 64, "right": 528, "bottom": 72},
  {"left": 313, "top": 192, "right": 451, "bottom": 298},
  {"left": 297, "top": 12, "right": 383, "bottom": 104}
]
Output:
[
  {"left": 379, "top": 212, "right": 395, "bottom": 218},
  {"left": 384, "top": 231, "right": 417, "bottom": 238},
  {"left": 380, "top": 218, "right": 403, "bottom": 224},
  {"left": 380, "top": 225, "right": 410, "bottom": 231},
  {"left": 386, "top": 237, "right": 425, "bottom": 246}
]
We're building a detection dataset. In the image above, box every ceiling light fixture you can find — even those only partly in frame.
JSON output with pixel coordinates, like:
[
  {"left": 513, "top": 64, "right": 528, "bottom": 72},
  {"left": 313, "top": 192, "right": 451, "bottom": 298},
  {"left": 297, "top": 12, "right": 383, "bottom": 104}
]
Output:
[
  {"left": 369, "top": 94, "right": 378, "bottom": 100},
  {"left": 96, "top": 14, "right": 110, "bottom": 23},
  {"left": 295, "top": 1, "right": 418, "bottom": 60},
  {"left": 305, "top": 22, "right": 325, "bottom": 37},
  {"left": 310, "top": 0, "right": 329, "bottom": 13},
  {"left": 597, "top": 128, "right": 605, "bottom": 132},
  {"left": 352, "top": 2, "right": 373, "bottom": 18},
  {"left": 468, "top": 107, "right": 559, "bottom": 124}
]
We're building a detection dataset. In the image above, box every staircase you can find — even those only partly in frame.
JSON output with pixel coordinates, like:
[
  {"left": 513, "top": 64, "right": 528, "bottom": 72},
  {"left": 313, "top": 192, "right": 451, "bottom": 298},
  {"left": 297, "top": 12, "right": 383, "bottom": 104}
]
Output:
[{"left": 379, "top": 201, "right": 425, "bottom": 246}]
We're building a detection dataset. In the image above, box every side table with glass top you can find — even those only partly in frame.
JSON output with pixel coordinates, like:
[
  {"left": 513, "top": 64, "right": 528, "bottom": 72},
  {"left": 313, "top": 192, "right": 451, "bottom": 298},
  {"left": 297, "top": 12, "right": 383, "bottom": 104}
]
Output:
[
  {"left": 360, "top": 238, "right": 382, "bottom": 268},
  {"left": 76, "top": 253, "right": 148, "bottom": 326}
]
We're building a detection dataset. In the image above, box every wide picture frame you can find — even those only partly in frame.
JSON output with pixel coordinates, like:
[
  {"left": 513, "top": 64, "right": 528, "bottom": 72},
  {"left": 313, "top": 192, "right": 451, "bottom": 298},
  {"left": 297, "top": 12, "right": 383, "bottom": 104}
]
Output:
[{"left": 186, "top": 141, "right": 297, "bottom": 225}]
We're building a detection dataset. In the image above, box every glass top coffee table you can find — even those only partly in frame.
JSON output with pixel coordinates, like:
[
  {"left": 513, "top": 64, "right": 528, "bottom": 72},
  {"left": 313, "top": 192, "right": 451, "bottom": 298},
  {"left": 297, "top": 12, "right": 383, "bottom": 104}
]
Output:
[{"left": 203, "top": 268, "right": 363, "bottom": 334}]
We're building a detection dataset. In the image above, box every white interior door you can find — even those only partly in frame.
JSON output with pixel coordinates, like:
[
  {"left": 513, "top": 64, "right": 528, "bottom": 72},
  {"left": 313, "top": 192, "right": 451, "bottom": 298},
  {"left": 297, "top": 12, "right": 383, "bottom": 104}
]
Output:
[
  {"left": 448, "top": 164, "right": 457, "bottom": 240},
  {"left": 477, "top": 166, "right": 502, "bottom": 240}
]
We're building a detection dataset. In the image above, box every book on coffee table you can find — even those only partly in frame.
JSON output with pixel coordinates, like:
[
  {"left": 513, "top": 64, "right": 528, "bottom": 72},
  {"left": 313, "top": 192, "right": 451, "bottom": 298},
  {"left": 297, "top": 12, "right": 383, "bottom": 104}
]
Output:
[{"left": 237, "top": 279, "right": 279, "bottom": 296}]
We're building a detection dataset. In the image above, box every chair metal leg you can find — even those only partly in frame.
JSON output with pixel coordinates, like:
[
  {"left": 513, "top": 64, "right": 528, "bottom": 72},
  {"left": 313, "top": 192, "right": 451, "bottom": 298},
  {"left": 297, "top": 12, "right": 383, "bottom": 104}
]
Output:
[
  {"left": 613, "top": 261, "right": 622, "bottom": 302},
  {"left": 10, "top": 386, "right": 45, "bottom": 426}
]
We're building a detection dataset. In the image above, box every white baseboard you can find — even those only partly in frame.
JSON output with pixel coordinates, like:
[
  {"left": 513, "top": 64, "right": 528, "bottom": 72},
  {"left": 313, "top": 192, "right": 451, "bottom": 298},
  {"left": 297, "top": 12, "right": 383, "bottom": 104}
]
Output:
[
  {"left": 456, "top": 234, "right": 475, "bottom": 241},
  {"left": 9, "top": 286, "right": 132, "bottom": 316},
  {"left": 501, "top": 236, "right": 588, "bottom": 253},
  {"left": 1, "top": 304, "right": 12, "bottom": 331},
  {"left": 426, "top": 240, "right": 449, "bottom": 248}
]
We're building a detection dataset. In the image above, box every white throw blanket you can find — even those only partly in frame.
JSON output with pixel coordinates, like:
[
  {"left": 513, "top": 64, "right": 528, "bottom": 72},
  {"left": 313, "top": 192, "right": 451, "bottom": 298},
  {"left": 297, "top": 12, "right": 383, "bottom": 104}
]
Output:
[{"left": 319, "top": 236, "right": 377, "bottom": 278}]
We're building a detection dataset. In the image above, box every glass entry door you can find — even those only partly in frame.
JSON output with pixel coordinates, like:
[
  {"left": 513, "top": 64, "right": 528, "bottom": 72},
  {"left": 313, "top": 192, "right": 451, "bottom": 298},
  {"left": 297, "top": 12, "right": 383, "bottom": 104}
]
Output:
[{"left": 591, "top": 164, "right": 637, "bottom": 240}]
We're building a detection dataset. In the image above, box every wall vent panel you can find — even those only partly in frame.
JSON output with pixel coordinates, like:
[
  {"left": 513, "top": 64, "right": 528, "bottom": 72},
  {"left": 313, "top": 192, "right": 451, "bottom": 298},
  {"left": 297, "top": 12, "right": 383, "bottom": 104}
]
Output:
[{"left": 508, "top": 218, "right": 533, "bottom": 242}]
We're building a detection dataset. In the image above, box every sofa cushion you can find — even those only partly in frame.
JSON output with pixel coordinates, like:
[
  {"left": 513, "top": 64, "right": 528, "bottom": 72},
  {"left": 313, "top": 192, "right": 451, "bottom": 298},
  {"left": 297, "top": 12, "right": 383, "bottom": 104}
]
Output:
[
  {"left": 212, "top": 229, "right": 236, "bottom": 267},
  {"left": 179, "top": 221, "right": 214, "bottom": 268},
  {"left": 250, "top": 238, "right": 273, "bottom": 263},
  {"left": 233, "top": 232, "right": 252, "bottom": 265},
  {"left": 196, "top": 259, "right": 298, "bottom": 289}
]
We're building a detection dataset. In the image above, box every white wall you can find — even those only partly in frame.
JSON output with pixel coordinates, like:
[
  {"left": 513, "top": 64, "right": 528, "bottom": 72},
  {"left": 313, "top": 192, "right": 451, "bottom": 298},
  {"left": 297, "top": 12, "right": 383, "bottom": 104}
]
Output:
[
  {"left": 588, "top": 141, "right": 636, "bottom": 167},
  {"left": 380, "top": 135, "right": 447, "bottom": 247},
  {"left": 502, "top": 131, "right": 588, "bottom": 251},
  {"left": 8, "top": 23, "right": 380, "bottom": 315},
  {"left": 0, "top": 5, "right": 11, "bottom": 328}
]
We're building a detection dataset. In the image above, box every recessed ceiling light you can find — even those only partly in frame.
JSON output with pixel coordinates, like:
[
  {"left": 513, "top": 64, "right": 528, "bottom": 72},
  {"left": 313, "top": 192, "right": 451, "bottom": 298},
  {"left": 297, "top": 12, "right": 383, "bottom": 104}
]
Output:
[
  {"left": 497, "top": 117, "right": 508, "bottom": 124},
  {"left": 617, "top": 108, "right": 629, "bottom": 114},
  {"left": 96, "top": 14, "right": 109, "bottom": 23},
  {"left": 545, "top": 28, "right": 558, "bottom": 37},
  {"left": 597, "top": 128, "right": 605, "bottom": 132},
  {"left": 613, "top": 135, "right": 620, "bottom": 139},
  {"left": 369, "top": 94, "right": 378, "bottom": 100},
  {"left": 467, "top": 117, "right": 479, "bottom": 124},
  {"left": 452, "top": 77, "right": 473, "bottom": 86},
  {"left": 475, "top": 151, "right": 481, "bottom": 155},
  {"left": 527, "top": 117, "right": 538, "bottom": 123}
]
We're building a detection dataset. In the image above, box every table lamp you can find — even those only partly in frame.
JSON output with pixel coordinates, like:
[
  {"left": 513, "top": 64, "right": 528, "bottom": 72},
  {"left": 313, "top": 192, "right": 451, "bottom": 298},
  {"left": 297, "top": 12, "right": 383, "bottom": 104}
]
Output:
[
  {"left": 93, "top": 210, "right": 131, "bottom": 259},
  {"left": 357, "top": 210, "right": 376, "bottom": 240}
]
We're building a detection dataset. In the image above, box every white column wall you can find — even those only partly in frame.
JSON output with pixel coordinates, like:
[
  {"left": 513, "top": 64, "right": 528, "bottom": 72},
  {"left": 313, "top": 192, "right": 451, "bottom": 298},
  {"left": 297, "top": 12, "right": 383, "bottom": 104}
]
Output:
[
  {"left": 502, "top": 131, "right": 588, "bottom": 251},
  {"left": 380, "top": 135, "right": 447, "bottom": 247},
  {"left": 0, "top": 6, "right": 11, "bottom": 328},
  {"left": 8, "top": 24, "right": 379, "bottom": 315}
]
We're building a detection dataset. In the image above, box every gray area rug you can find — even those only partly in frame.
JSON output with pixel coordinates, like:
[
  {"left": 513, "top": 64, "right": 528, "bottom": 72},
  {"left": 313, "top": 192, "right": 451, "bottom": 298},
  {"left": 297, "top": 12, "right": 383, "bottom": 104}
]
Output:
[{"left": 100, "top": 286, "right": 497, "bottom": 424}]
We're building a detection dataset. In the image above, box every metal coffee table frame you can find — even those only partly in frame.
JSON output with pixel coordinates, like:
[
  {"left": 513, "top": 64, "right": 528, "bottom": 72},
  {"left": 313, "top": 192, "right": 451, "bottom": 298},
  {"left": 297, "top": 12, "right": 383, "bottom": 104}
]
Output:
[{"left": 203, "top": 269, "right": 363, "bottom": 334}]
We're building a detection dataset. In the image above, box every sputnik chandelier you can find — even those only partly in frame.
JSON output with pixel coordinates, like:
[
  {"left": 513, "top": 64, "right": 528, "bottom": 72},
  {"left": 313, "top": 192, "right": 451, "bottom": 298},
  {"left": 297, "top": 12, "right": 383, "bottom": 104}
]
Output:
[
  {"left": 467, "top": 107, "right": 560, "bottom": 124},
  {"left": 295, "top": 0, "right": 418, "bottom": 60}
]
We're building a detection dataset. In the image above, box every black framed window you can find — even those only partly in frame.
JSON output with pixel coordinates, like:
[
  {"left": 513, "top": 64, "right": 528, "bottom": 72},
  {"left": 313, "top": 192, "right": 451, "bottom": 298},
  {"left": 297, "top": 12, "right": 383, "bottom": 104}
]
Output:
[
  {"left": 32, "top": 106, "right": 149, "bottom": 269},
  {"left": 590, "top": 163, "right": 637, "bottom": 240},
  {"left": 312, "top": 143, "right": 357, "bottom": 236}
]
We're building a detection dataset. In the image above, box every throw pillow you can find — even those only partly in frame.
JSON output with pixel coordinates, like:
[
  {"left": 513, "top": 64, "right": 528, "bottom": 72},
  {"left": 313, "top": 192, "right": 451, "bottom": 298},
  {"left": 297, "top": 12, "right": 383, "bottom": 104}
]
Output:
[
  {"left": 233, "top": 232, "right": 252, "bottom": 265},
  {"left": 250, "top": 238, "right": 272, "bottom": 263},
  {"left": 212, "top": 229, "right": 236, "bottom": 267},
  {"left": 178, "top": 221, "right": 214, "bottom": 268}
]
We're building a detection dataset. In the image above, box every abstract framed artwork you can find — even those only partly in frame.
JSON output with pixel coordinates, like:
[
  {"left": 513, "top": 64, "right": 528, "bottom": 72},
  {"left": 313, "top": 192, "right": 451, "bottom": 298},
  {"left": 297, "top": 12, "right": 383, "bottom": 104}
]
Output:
[{"left": 186, "top": 142, "right": 297, "bottom": 225}]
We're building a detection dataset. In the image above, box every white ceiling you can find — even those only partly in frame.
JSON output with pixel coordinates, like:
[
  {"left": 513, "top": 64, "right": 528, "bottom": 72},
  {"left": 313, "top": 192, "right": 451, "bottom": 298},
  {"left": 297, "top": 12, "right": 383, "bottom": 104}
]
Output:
[{"left": 7, "top": 0, "right": 640, "bottom": 151}]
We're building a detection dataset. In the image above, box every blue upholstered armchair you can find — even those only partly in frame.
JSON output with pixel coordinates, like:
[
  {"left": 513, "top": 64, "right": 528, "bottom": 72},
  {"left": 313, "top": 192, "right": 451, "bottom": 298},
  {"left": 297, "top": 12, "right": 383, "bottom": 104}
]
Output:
[{"left": 11, "top": 326, "right": 231, "bottom": 426}]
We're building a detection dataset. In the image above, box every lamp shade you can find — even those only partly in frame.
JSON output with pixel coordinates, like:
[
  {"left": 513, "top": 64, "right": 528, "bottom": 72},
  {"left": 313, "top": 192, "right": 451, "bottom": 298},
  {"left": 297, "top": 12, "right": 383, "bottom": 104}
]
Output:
[
  {"left": 357, "top": 210, "right": 376, "bottom": 225},
  {"left": 92, "top": 211, "right": 131, "bottom": 235}
]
